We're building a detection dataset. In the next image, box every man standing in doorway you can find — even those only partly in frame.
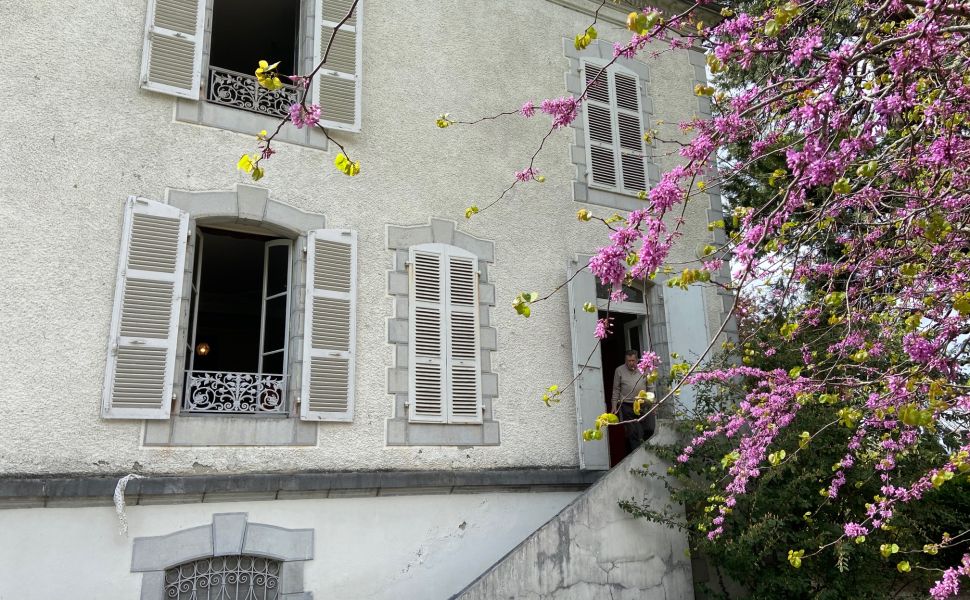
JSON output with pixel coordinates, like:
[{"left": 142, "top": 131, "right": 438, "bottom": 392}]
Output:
[{"left": 611, "top": 350, "right": 656, "bottom": 454}]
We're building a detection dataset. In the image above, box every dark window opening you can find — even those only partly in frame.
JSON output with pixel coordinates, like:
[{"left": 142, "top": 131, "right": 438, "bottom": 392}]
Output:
[
  {"left": 184, "top": 227, "right": 291, "bottom": 415},
  {"left": 205, "top": 0, "right": 302, "bottom": 118},
  {"left": 209, "top": 0, "right": 301, "bottom": 76}
]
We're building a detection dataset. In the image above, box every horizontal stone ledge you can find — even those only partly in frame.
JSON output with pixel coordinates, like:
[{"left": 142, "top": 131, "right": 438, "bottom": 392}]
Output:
[{"left": 0, "top": 468, "right": 603, "bottom": 508}]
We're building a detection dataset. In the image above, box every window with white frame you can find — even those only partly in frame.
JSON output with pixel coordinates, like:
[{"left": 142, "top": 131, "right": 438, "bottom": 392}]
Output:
[
  {"left": 582, "top": 59, "right": 648, "bottom": 194},
  {"left": 182, "top": 228, "right": 292, "bottom": 415},
  {"left": 408, "top": 244, "right": 483, "bottom": 424},
  {"left": 139, "top": 0, "right": 362, "bottom": 131},
  {"left": 102, "top": 196, "right": 357, "bottom": 422}
]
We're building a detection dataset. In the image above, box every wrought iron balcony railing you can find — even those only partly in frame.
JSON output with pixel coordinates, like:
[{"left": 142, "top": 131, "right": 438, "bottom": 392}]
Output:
[
  {"left": 183, "top": 371, "right": 287, "bottom": 415},
  {"left": 206, "top": 66, "right": 298, "bottom": 118}
]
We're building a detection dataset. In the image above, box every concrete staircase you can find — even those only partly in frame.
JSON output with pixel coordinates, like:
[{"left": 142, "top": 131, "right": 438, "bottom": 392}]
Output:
[{"left": 453, "top": 422, "right": 694, "bottom": 599}]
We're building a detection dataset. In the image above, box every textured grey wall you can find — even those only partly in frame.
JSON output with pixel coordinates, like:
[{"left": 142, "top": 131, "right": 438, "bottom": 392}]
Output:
[
  {"left": 455, "top": 422, "right": 693, "bottom": 600},
  {"left": 0, "top": 0, "right": 722, "bottom": 476}
]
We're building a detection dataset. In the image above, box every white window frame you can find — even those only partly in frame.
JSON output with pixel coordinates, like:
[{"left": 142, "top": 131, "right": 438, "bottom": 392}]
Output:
[{"left": 182, "top": 226, "right": 294, "bottom": 416}]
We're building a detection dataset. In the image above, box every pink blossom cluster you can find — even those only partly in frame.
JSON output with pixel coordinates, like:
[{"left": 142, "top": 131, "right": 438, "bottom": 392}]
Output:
[
  {"left": 288, "top": 102, "right": 321, "bottom": 129},
  {"left": 539, "top": 96, "right": 579, "bottom": 129},
  {"left": 533, "top": 0, "right": 970, "bottom": 590}
]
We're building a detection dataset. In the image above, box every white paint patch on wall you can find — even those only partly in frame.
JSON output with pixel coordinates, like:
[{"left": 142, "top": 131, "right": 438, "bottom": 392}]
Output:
[{"left": 0, "top": 491, "right": 578, "bottom": 600}]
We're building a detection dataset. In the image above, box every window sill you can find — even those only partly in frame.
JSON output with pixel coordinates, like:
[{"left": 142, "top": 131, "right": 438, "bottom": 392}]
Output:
[
  {"left": 386, "top": 418, "right": 500, "bottom": 446},
  {"left": 144, "top": 414, "right": 317, "bottom": 446},
  {"left": 573, "top": 180, "right": 654, "bottom": 212},
  {"left": 175, "top": 99, "right": 330, "bottom": 151}
]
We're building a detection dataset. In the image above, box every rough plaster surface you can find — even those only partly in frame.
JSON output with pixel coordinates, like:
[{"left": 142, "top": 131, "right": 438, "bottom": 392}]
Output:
[
  {"left": 0, "top": 0, "right": 723, "bottom": 476},
  {"left": 0, "top": 492, "right": 577, "bottom": 600},
  {"left": 456, "top": 425, "right": 693, "bottom": 600}
]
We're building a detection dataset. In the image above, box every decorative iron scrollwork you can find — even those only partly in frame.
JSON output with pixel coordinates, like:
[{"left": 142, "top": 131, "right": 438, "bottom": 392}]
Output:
[
  {"left": 183, "top": 371, "right": 286, "bottom": 414},
  {"left": 165, "top": 555, "right": 281, "bottom": 600},
  {"left": 206, "top": 66, "right": 297, "bottom": 118}
]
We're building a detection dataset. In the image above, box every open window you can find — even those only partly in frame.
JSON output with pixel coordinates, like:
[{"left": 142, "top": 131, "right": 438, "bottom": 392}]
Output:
[
  {"left": 140, "top": 0, "right": 363, "bottom": 130},
  {"left": 183, "top": 228, "right": 292, "bottom": 415},
  {"left": 102, "top": 197, "right": 358, "bottom": 424},
  {"left": 205, "top": 0, "right": 302, "bottom": 118}
]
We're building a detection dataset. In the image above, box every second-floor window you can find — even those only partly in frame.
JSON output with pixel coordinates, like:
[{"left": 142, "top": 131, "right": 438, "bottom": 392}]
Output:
[
  {"left": 408, "top": 244, "right": 483, "bottom": 424},
  {"left": 139, "top": 0, "right": 362, "bottom": 131},
  {"left": 582, "top": 59, "right": 647, "bottom": 194},
  {"left": 101, "top": 197, "right": 359, "bottom": 422},
  {"left": 183, "top": 228, "right": 292, "bottom": 415}
]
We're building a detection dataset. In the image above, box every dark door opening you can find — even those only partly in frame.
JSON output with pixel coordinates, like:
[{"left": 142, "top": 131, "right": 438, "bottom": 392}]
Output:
[{"left": 599, "top": 310, "right": 648, "bottom": 467}]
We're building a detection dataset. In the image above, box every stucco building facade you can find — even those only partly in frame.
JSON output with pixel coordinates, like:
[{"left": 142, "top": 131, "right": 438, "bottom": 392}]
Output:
[{"left": 0, "top": 0, "right": 729, "bottom": 597}]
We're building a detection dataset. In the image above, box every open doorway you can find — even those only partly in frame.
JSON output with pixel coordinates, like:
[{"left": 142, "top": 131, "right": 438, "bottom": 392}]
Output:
[{"left": 599, "top": 310, "right": 649, "bottom": 467}]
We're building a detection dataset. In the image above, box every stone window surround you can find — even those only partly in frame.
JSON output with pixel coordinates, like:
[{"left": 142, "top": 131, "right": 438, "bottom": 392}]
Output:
[
  {"left": 131, "top": 512, "right": 313, "bottom": 600},
  {"left": 564, "top": 38, "right": 659, "bottom": 212},
  {"left": 172, "top": 0, "right": 330, "bottom": 151},
  {"left": 385, "top": 219, "right": 500, "bottom": 446},
  {"left": 144, "top": 184, "right": 326, "bottom": 447}
]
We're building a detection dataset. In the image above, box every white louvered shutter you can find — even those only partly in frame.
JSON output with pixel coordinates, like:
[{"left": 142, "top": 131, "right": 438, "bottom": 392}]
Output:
[
  {"left": 582, "top": 61, "right": 648, "bottom": 193},
  {"left": 409, "top": 247, "right": 446, "bottom": 422},
  {"left": 566, "top": 258, "right": 610, "bottom": 470},
  {"left": 302, "top": 230, "right": 357, "bottom": 421},
  {"left": 445, "top": 250, "right": 482, "bottom": 423},
  {"left": 103, "top": 197, "right": 188, "bottom": 419},
  {"left": 139, "top": 0, "right": 205, "bottom": 99},
  {"left": 584, "top": 63, "right": 617, "bottom": 188},
  {"left": 613, "top": 72, "right": 647, "bottom": 193},
  {"left": 312, "top": 0, "right": 363, "bottom": 131}
]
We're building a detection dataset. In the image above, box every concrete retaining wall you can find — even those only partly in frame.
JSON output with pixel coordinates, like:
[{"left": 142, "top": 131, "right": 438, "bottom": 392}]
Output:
[{"left": 455, "top": 422, "right": 693, "bottom": 600}]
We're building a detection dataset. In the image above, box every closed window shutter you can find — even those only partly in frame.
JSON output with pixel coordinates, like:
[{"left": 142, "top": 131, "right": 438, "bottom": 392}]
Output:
[
  {"left": 614, "top": 72, "right": 647, "bottom": 192},
  {"left": 139, "top": 0, "right": 205, "bottom": 99},
  {"left": 409, "top": 248, "right": 446, "bottom": 422},
  {"left": 301, "top": 230, "right": 357, "bottom": 421},
  {"left": 313, "top": 0, "right": 362, "bottom": 131},
  {"left": 103, "top": 197, "right": 188, "bottom": 419},
  {"left": 582, "top": 61, "right": 648, "bottom": 194},
  {"left": 445, "top": 251, "right": 482, "bottom": 424},
  {"left": 584, "top": 64, "right": 617, "bottom": 188},
  {"left": 408, "top": 245, "right": 482, "bottom": 424}
]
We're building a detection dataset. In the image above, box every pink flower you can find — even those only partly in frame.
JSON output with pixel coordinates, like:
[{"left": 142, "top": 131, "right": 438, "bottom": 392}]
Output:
[
  {"left": 540, "top": 96, "right": 579, "bottom": 128},
  {"left": 637, "top": 351, "right": 661, "bottom": 374},
  {"left": 930, "top": 554, "right": 969, "bottom": 599},
  {"left": 520, "top": 101, "right": 536, "bottom": 118},
  {"left": 515, "top": 167, "right": 538, "bottom": 182},
  {"left": 289, "top": 103, "right": 321, "bottom": 129},
  {"left": 791, "top": 27, "right": 822, "bottom": 66},
  {"left": 594, "top": 318, "right": 611, "bottom": 340}
]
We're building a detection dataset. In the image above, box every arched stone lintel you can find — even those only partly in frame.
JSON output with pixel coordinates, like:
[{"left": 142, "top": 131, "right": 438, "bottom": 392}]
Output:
[{"left": 166, "top": 184, "right": 326, "bottom": 237}]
